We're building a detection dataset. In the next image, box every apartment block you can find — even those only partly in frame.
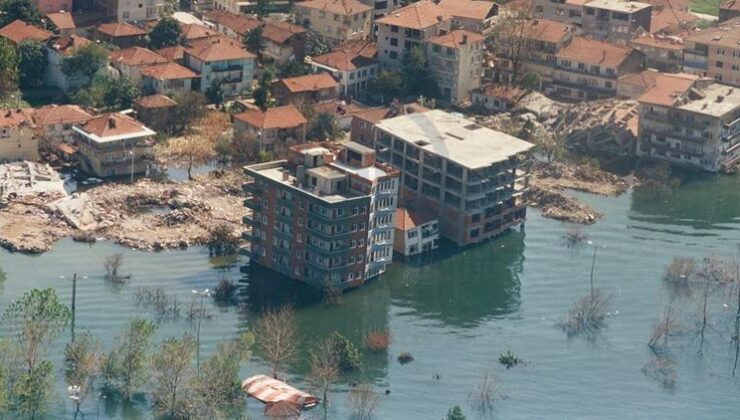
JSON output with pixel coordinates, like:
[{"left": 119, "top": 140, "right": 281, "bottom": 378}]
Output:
[
  {"left": 533, "top": 0, "right": 587, "bottom": 25},
  {"left": 375, "top": 0, "right": 451, "bottom": 67},
  {"left": 436, "top": 0, "right": 499, "bottom": 35},
  {"left": 426, "top": 30, "right": 485, "bottom": 104},
  {"left": 0, "top": 109, "right": 38, "bottom": 163},
  {"left": 637, "top": 74, "right": 740, "bottom": 172},
  {"left": 683, "top": 18, "right": 740, "bottom": 87},
  {"left": 184, "top": 38, "right": 256, "bottom": 98},
  {"left": 243, "top": 142, "right": 400, "bottom": 288},
  {"left": 552, "top": 36, "right": 644, "bottom": 100},
  {"left": 630, "top": 32, "right": 685, "bottom": 73},
  {"left": 582, "top": 0, "right": 652, "bottom": 43},
  {"left": 295, "top": 0, "right": 373, "bottom": 42},
  {"left": 371, "top": 110, "right": 534, "bottom": 246}
]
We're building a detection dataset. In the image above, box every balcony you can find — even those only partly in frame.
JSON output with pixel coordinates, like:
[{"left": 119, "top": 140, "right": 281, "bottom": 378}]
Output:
[
  {"left": 243, "top": 199, "right": 262, "bottom": 211},
  {"left": 242, "top": 182, "right": 261, "bottom": 194},
  {"left": 241, "top": 231, "right": 261, "bottom": 242}
]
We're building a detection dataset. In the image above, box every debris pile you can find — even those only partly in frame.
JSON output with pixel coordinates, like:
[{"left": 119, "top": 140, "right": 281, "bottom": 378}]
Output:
[{"left": 527, "top": 185, "right": 601, "bottom": 225}]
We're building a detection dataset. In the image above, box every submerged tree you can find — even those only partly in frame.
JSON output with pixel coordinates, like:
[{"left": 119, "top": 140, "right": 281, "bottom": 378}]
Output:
[
  {"left": 347, "top": 383, "right": 380, "bottom": 420},
  {"left": 254, "top": 306, "right": 298, "bottom": 379},
  {"left": 309, "top": 335, "right": 340, "bottom": 413},
  {"left": 468, "top": 368, "right": 497, "bottom": 415},
  {"left": 102, "top": 319, "right": 156, "bottom": 400},
  {"left": 151, "top": 334, "right": 196, "bottom": 418},
  {"left": 64, "top": 332, "right": 102, "bottom": 418},
  {"left": 104, "top": 253, "right": 126, "bottom": 282}
]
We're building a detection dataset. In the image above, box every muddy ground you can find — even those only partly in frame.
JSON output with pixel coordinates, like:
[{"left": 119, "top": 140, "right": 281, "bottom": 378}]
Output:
[{"left": 0, "top": 170, "right": 247, "bottom": 254}]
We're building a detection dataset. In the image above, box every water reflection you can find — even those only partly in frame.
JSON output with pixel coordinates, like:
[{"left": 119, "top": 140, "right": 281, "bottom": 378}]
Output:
[{"left": 387, "top": 230, "right": 526, "bottom": 328}]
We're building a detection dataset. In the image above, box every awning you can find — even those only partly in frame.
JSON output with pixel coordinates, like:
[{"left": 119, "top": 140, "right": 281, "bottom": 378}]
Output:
[{"left": 241, "top": 375, "right": 319, "bottom": 409}]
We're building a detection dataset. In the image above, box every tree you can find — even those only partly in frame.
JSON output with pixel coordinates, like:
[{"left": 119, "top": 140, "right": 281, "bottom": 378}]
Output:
[
  {"left": 151, "top": 334, "right": 196, "bottom": 418},
  {"left": 0, "top": 38, "right": 19, "bottom": 95},
  {"left": 309, "top": 335, "right": 340, "bottom": 413},
  {"left": 17, "top": 40, "right": 46, "bottom": 88},
  {"left": 0, "top": 0, "right": 41, "bottom": 27},
  {"left": 104, "top": 253, "right": 125, "bottom": 281},
  {"left": 401, "top": 46, "right": 439, "bottom": 99},
  {"left": 531, "top": 126, "right": 565, "bottom": 164},
  {"left": 172, "top": 90, "right": 207, "bottom": 129},
  {"left": 279, "top": 58, "right": 309, "bottom": 78},
  {"left": 101, "top": 75, "right": 140, "bottom": 110},
  {"left": 331, "top": 331, "right": 362, "bottom": 373},
  {"left": 192, "top": 332, "right": 253, "bottom": 418},
  {"left": 255, "top": 0, "right": 270, "bottom": 16},
  {"left": 64, "top": 332, "right": 102, "bottom": 418},
  {"left": 102, "top": 319, "right": 156, "bottom": 400},
  {"left": 446, "top": 406, "right": 467, "bottom": 420},
  {"left": 254, "top": 306, "right": 298, "bottom": 378},
  {"left": 253, "top": 67, "right": 275, "bottom": 110},
  {"left": 61, "top": 42, "right": 109, "bottom": 82},
  {"left": 167, "top": 133, "right": 217, "bottom": 180},
  {"left": 244, "top": 26, "right": 265, "bottom": 59},
  {"left": 309, "top": 112, "right": 342, "bottom": 141},
  {"left": 3, "top": 288, "right": 71, "bottom": 371},
  {"left": 205, "top": 77, "right": 226, "bottom": 105},
  {"left": 149, "top": 17, "right": 181, "bottom": 49},
  {"left": 368, "top": 70, "right": 403, "bottom": 103},
  {"left": 490, "top": 0, "right": 539, "bottom": 84},
  {"left": 305, "top": 32, "right": 336, "bottom": 56},
  {"left": 13, "top": 360, "right": 54, "bottom": 419}
]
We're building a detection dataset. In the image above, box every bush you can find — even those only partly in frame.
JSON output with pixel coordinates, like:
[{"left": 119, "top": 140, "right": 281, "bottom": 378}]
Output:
[
  {"left": 559, "top": 289, "right": 610, "bottom": 337},
  {"left": 207, "top": 224, "right": 239, "bottom": 256},
  {"left": 564, "top": 226, "right": 587, "bottom": 246},
  {"left": 664, "top": 256, "right": 695, "bottom": 285},
  {"left": 213, "top": 277, "right": 237, "bottom": 304},
  {"left": 397, "top": 352, "right": 414, "bottom": 365},
  {"left": 498, "top": 351, "right": 521, "bottom": 369},
  {"left": 332, "top": 332, "right": 362, "bottom": 372},
  {"left": 364, "top": 330, "right": 391, "bottom": 353}
]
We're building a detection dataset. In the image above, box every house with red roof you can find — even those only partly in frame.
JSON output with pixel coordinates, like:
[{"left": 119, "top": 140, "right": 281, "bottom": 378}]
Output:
[
  {"left": 94, "top": 22, "right": 147, "bottom": 48},
  {"left": 73, "top": 113, "right": 156, "bottom": 178},
  {"left": 45, "top": 34, "right": 95, "bottom": 92},
  {"left": 141, "top": 63, "right": 199, "bottom": 96},
  {"left": 31, "top": 105, "right": 93, "bottom": 144},
  {"left": 393, "top": 207, "right": 439, "bottom": 256},
  {"left": 0, "top": 109, "right": 38, "bottom": 162},
  {"left": 183, "top": 37, "right": 256, "bottom": 98},
  {"left": 295, "top": 0, "right": 373, "bottom": 42},
  {"left": 309, "top": 41, "right": 378, "bottom": 99},
  {"left": 134, "top": 95, "right": 179, "bottom": 133},
  {"left": 109, "top": 47, "right": 169, "bottom": 85},
  {"left": 262, "top": 21, "right": 307, "bottom": 64},
  {"left": 0, "top": 20, "right": 52, "bottom": 45},
  {"left": 272, "top": 73, "right": 340, "bottom": 108},
  {"left": 232, "top": 104, "right": 308, "bottom": 154}
]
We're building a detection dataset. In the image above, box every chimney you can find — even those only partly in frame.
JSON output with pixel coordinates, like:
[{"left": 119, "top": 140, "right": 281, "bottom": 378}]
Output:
[
  {"left": 461, "top": 34, "right": 468, "bottom": 44},
  {"left": 108, "top": 116, "right": 117, "bottom": 128},
  {"left": 281, "top": 170, "right": 290, "bottom": 181}
]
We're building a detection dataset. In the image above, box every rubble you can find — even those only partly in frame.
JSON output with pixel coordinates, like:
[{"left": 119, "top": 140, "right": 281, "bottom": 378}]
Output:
[
  {"left": 0, "top": 170, "right": 248, "bottom": 254},
  {"left": 0, "top": 161, "right": 67, "bottom": 197},
  {"left": 527, "top": 185, "right": 601, "bottom": 225}
]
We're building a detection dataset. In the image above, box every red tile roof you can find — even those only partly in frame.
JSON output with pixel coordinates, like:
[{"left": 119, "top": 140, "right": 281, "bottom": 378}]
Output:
[
  {"left": 180, "top": 23, "right": 219, "bottom": 40},
  {"left": 0, "top": 108, "right": 34, "bottom": 128},
  {"left": 685, "top": 18, "right": 740, "bottom": 48},
  {"left": 233, "top": 104, "right": 307, "bottom": 129},
  {"left": 136, "top": 94, "right": 177, "bottom": 108},
  {"left": 436, "top": 0, "right": 497, "bottom": 21},
  {"left": 427, "top": 30, "right": 484, "bottom": 48},
  {"left": 46, "top": 12, "right": 76, "bottom": 30},
  {"left": 721, "top": 0, "right": 740, "bottom": 11},
  {"left": 32, "top": 105, "right": 92, "bottom": 126},
  {"left": 203, "top": 10, "right": 261, "bottom": 36},
  {"left": 49, "top": 35, "right": 92, "bottom": 56},
  {"left": 78, "top": 113, "right": 150, "bottom": 138},
  {"left": 650, "top": 6, "right": 697, "bottom": 33},
  {"left": 296, "top": 0, "right": 372, "bottom": 15},
  {"left": 185, "top": 38, "right": 255, "bottom": 62},
  {"left": 631, "top": 31, "right": 686, "bottom": 50},
  {"left": 637, "top": 72, "right": 699, "bottom": 106},
  {"left": 0, "top": 20, "right": 52, "bottom": 44},
  {"left": 311, "top": 41, "right": 377, "bottom": 71},
  {"left": 395, "top": 207, "right": 436, "bottom": 230},
  {"left": 262, "top": 21, "right": 306, "bottom": 44},
  {"left": 521, "top": 19, "right": 573, "bottom": 44},
  {"left": 277, "top": 73, "right": 338, "bottom": 93},
  {"left": 558, "top": 36, "right": 636, "bottom": 67},
  {"left": 376, "top": 0, "right": 451, "bottom": 30},
  {"left": 110, "top": 47, "right": 168, "bottom": 67},
  {"left": 156, "top": 45, "right": 186, "bottom": 61},
  {"left": 96, "top": 22, "right": 147, "bottom": 38},
  {"left": 141, "top": 62, "right": 199, "bottom": 80}
]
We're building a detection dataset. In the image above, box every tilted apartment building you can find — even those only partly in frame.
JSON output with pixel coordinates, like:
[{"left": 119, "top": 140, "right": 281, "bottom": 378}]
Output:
[
  {"left": 371, "top": 110, "right": 534, "bottom": 246},
  {"left": 637, "top": 73, "right": 740, "bottom": 172},
  {"left": 243, "top": 142, "right": 400, "bottom": 288}
]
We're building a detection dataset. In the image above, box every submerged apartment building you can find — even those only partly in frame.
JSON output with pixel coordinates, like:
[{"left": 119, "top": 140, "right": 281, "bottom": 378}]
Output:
[
  {"left": 636, "top": 73, "right": 740, "bottom": 172},
  {"left": 371, "top": 110, "right": 534, "bottom": 246},
  {"left": 243, "top": 142, "right": 400, "bottom": 288}
]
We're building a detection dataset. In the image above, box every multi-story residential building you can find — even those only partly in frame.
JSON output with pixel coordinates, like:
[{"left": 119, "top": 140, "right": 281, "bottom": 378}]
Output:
[
  {"left": 393, "top": 207, "right": 439, "bottom": 256},
  {"left": 309, "top": 41, "right": 378, "bottom": 99},
  {"left": 683, "top": 18, "right": 740, "bottom": 87},
  {"left": 134, "top": 94, "right": 179, "bottom": 133},
  {"left": 233, "top": 105, "right": 308, "bottom": 155},
  {"left": 31, "top": 105, "right": 93, "bottom": 145},
  {"left": 359, "top": 0, "right": 401, "bottom": 18},
  {"left": 108, "top": 0, "right": 166, "bottom": 22},
  {"left": 630, "top": 31, "right": 685, "bottom": 72},
  {"left": 637, "top": 74, "right": 740, "bottom": 172},
  {"left": 0, "top": 20, "right": 52, "bottom": 45},
  {"left": 426, "top": 30, "right": 484, "bottom": 104},
  {"left": 73, "top": 113, "right": 156, "bottom": 178},
  {"left": 202, "top": 10, "right": 261, "bottom": 42},
  {"left": 493, "top": 19, "right": 575, "bottom": 88},
  {"left": 141, "top": 62, "right": 198, "bottom": 96},
  {"left": 437, "top": 0, "right": 499, "bottom": 35},
  {"left": 184, "top": 37, "right": 256, "bottom": 98},
  {"left": 0, "top": 109, "right": 37, "bottom": 163},
  {"left": 582, "top": 0, "right": 652, "bottom": 43},
  {"left": 375, "top": 0, "right": 451, "bottom": 67},
  {"left": 243, "top": 141, "right": 400, "bottom": 288},
  {"left": 552, "top": 36, "right": 644, "bottom": 100},
  {"left": 45, "top": 35, "right": 94, "bottom": 92},
  {"left": 295, "top": 0, "right": 373, "bottom": 43},
  {"left": 94, "top": 22, "right": 147, "bottom": 48},
  {"left": 719, "top": 0, "right": 740, "bottom": 22},
  {"left": 533, "top": 0, "right": 587, "bottom": 25},
  {"left": 273, "top": 73, "right": 340, "bottom": 107},
  {"left": 109, "top": 47, "right": 168, "bottom": 85},
  {"left": 371, "top": 109, "right": 534, "bottom": 246},
  {"left": 261, "top": 21, "right": 308, "bottom": 64}
]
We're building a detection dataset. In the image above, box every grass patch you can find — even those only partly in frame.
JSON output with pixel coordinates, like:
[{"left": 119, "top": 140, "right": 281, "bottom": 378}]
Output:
[{"left": 690, "top": 0, "right": 722, "bottom": 16}]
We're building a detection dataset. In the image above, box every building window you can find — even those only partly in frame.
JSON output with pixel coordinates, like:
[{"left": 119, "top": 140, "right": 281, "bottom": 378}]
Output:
[
  {"left": 389, "top": 51, "right": 398, "bottom": 59},
  {"left": 390, "top": 25, "right": 398, "bottom": 32},
  {"left": 390, "top": 37, "right": 398, "bottom": 46},
  {"left": 470, "top": 228, "right": 480, "bottom": 238}
]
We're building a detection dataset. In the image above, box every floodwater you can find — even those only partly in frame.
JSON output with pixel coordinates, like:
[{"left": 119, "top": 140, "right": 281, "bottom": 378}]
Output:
[{"left": 1, "top": 172, "right": 740, "bottom": 419}]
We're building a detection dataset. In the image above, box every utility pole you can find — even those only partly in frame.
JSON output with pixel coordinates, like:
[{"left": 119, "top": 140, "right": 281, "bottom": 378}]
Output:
[
  {"left": 71, "top": 273, "right": 77, "bottom": 341},
  {"left": 192, "top": 288, "right": 211, "bottom": 373},
  {"left": 130, "top": 150, "right": 134, "bottom": 184}
]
